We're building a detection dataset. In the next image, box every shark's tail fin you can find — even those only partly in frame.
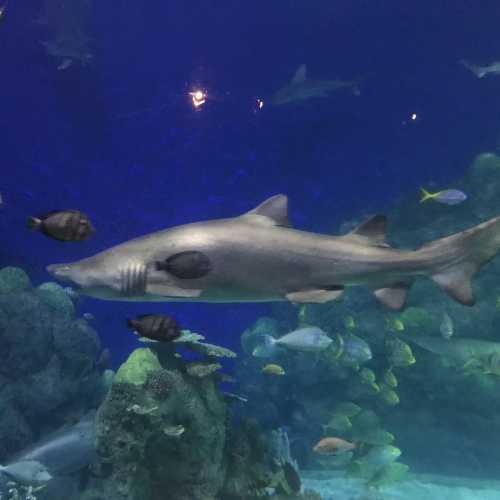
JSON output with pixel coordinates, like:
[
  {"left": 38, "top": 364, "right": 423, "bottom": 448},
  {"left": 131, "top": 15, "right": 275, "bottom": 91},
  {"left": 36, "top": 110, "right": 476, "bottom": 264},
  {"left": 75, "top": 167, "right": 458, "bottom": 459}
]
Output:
[{"left": 423, "top": 214, "right": 500, "bottom": 305}]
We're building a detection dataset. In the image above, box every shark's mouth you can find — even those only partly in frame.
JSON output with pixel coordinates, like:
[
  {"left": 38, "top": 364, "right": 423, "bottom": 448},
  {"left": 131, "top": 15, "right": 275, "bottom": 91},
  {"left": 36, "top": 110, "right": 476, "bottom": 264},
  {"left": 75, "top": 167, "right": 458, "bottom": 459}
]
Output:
[{"left": 46, "top": 263, "right": 74, "bottom": 282}]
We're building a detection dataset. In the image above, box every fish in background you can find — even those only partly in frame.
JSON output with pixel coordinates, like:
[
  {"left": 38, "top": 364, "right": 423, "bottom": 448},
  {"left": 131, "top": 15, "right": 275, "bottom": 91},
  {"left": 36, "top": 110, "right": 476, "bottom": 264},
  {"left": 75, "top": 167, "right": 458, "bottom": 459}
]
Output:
[
  {"left": 35, "top": 0, "right": 94, "bottom": 69},
  {"left": 0, "top": 460, "right": 52, "bottom": 486},
  {"left": 0, "top": 2, "right": 7, "bottom": 20},
  {"left": 252, "top": 326, "right": 332, "bottom": 358},
  {"left": 420, "top": 188, "right": 467, "bottom": 205},
  {"left": 313, "top": 437, "right": 356, "bottom": 455},
  {"left": 460, "top": 59, "right": 500, "bottom": 78},
  {"left": 270, "top": 64, "right": 361, "bottom": 106},
  {"left": 440, "top": 312, "right": 454, "bottom": 339},
  {"left": 127, "top": 314, "right": 181, "bottom": 343},
  {"left": 262, "top": 364, "right": 285, "bottom": 376},
  {"left": 9, "top": 412, "right": 96, "bottom": 477},
  {"left": 341, "top": 333, "right": 372, "bottom": 366},
  {"left": 28, "top": 210, "right": 95, "bottom": 241}
]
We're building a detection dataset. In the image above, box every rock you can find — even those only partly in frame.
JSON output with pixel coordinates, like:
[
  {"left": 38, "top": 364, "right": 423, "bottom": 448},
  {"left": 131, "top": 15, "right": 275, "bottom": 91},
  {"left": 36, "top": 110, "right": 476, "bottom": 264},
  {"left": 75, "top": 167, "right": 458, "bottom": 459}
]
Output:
[{"left": 114, "top": 348, "right": 162, "bottom": 385}]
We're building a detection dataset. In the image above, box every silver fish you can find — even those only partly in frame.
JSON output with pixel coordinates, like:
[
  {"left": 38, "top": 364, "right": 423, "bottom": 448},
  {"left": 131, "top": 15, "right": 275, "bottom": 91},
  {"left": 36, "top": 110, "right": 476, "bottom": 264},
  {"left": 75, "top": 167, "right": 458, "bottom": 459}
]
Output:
[
  {"left": 0, "top": 460, "right": 52, "bottom": 486},
  {"left": 253, "top": 326, "right": 332, "bottom": 357},
  {"left": 46, "top": 194, "right": 500, "bottom": 310},
  {"left": 440, "top": 312, "right": 454, "bottom": 339},
  {"left": 341, "top": 333, "right": 372, "bottom": 365},
  {"left": 270, "top": 65, "right": 360, "bottom": 105}
]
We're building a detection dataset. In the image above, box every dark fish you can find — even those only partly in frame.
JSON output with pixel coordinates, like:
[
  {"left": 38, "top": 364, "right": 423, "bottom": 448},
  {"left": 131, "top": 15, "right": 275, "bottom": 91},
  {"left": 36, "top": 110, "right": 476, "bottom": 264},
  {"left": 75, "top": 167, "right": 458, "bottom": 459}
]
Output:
[
  {"left": 28, "top": 210, "right": 95, "bottom": 242},
  {"left": 155, "top": 251, "right": 212, "bottom": 279},
  {"left": 126, "top": 314, "right": 181, "bottom": 342},
  {"left": 283, "top": 461, "right": 301, "bottom": 493}
]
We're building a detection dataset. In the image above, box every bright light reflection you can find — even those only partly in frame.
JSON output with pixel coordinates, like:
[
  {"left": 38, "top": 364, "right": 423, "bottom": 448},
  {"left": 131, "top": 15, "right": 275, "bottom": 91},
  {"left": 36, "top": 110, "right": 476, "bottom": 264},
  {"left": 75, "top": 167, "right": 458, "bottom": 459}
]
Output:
[{"left": 189, "top": 89, "right": 207, "bottom": 108}]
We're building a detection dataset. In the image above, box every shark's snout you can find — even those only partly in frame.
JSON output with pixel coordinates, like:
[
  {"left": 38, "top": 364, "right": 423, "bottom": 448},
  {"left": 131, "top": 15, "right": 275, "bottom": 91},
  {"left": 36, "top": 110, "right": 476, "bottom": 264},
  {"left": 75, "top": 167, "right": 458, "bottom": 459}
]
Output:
[{"left": 46, "top": 263, "right": 74, "bottom": 282}]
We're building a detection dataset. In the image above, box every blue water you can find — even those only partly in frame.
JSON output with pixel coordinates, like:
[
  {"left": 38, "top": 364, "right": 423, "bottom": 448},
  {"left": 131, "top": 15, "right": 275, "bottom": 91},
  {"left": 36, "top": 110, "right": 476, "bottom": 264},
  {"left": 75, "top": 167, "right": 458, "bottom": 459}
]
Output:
[{"left": 2, "top": 2, "right": 500, "bottom": 498}]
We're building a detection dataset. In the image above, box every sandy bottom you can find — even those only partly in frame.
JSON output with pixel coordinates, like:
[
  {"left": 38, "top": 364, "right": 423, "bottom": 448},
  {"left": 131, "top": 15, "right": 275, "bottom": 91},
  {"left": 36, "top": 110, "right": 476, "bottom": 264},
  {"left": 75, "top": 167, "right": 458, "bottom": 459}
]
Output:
[{"left": 303, "top": 470, "right": 500, "bottom": 500}]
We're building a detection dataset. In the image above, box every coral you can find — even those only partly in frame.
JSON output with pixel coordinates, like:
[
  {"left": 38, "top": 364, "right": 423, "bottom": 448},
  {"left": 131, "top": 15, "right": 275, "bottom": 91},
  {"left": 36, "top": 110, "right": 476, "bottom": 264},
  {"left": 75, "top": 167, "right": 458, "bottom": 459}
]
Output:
[
  {"left": 0, "top": 266, "right": 104, "bottom": 465},
  {"left": 37, "top": 282, "right": 75, "bottom": 319},
  {"left": 184, "top": 341, "right": 237, "bottom": 359},
  {"left": 186, "top": 361, "right": 222, "bottom": 378},
  {"left": 113, "top": 348, "right": 162, "bottom": 385},
  {"left": 0, "top": 267, "right": 31, "bottom": 294}
]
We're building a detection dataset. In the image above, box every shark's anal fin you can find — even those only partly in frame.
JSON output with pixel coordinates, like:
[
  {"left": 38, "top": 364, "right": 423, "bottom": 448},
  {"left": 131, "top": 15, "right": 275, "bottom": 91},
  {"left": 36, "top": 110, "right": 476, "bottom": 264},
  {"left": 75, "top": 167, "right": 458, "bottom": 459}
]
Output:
[
  {"left": 432, "top": 266, "right": 475, "bottom": 306},
  {"left": 286, "top": 287, "right": 343, "bottom": 304},
  {"left": 373, "top": 282, "right": 411, "bottom": 310}
]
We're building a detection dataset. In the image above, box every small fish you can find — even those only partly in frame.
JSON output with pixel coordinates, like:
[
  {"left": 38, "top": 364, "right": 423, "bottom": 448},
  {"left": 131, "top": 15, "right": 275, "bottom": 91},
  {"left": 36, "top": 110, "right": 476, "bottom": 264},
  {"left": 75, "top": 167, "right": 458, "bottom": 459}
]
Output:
[
  {"left": 261, "top": 363, "right": 285, "bottom": 376},
  {"left": 323, "top": 414, "right": 352, "bottom": 434},
  {"left": 28, "top": 210, "right": 95, "bottom": 241},
  {"left": 420, "top": 188, "right": 467, "bottom": 206},
  {"left": 334, "top": 402, "right": 361, "bottom": 418},
  {"left": 379, "top": 385, "right": 400, "bottom": 406},
  {"left": 252, "top": 326, "right": 332, "bottom": 358},
  {"left": 0, "top": 460, "right": 52, "bottom": 486},
  {"left": 341, "top": 334, "right": 372, "bottom": 365},
  {"left": 163, "top": 425, "right": 185, "bottom": 437},
  {"left": 359, "top": 367, "right": 376, "bottom": 384},
  {"left": 0, "top": 2, "right": 7, "bottom": 20},
  {"left": 344, "top": 316, "right": 356, "bottom": 329},
  {"left": 460, "top": 59, "right": 500, "bottom": 78},
  {"left": 386, "top": 338, "right": 415, "bottom": 367},
  {"left": 383, "top": 369, "right": 398, "bottom": 388},
  {"left": 127, "top": 314, "right": 181, "bottom": 343},
  {"left": 222, "top": 392, "right": 248, "bottom": 404},
  {"left": 385, "top": 317, "right": 405, "bottom": 331},
  {"left": 359, "top": 445, "right": 401, "bottom": 466},
  {"left": 313, "top": 437, "right": 355, "bottom": 455},
  {"left": 440, "top": 312, "right": 454, "bottom": 339},
  {"left": 83, "top": 312, "right": 95, "bottom": 321}
]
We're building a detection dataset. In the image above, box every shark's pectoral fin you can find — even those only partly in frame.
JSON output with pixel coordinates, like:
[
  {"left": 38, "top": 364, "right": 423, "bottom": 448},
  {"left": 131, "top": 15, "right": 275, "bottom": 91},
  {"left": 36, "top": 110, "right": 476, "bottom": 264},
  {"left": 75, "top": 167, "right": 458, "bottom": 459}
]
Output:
[
  {"left": 286, "top": 287, "right": 344, "bottom": 304},
  {"left": 432, "top": 265, "right": 476, "bottom": 306},
  {"left": 373, "top": 281, "right": 412, "bottom": 310},
  {"left": 146, "top": 284, "right": 202, "bottom": 298}
]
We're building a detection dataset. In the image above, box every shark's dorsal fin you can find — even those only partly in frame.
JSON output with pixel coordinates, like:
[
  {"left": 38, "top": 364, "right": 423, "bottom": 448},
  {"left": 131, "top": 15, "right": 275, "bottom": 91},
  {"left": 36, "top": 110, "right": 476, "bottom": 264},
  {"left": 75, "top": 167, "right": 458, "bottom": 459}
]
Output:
[
  {"left": 242, "top": 194, "right": 290, "bottom": 227},
  {"left": 346, "top": 215, "right": 388, "bottom": 246},
  {"left": 291, "top": 64, "right": 307, "bottom": 85}
]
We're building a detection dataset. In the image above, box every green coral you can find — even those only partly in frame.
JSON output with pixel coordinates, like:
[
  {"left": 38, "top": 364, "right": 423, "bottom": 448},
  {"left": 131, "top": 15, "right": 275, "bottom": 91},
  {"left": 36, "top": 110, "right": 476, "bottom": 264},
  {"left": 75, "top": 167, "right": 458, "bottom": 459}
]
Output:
[{"left": 114, "top": 348, "right": 162, "bottom": 385}]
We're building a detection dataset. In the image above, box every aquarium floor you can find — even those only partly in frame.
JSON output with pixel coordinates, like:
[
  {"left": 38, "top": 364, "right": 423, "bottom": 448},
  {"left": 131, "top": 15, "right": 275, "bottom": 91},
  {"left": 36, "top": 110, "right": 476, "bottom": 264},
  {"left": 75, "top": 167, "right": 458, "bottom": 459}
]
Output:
[{"left": 303, "top": 470, "right": 500, "bottom": 500}]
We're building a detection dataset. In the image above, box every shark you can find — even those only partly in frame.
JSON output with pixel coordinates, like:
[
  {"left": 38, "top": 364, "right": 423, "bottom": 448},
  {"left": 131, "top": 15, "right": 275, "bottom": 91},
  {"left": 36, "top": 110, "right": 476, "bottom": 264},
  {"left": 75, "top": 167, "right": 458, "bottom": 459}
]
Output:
[
  {"left": 46, "top": 194, "right": 500, "bottom": 310},
  {"left": 460, "top": 59, "right": 500, "bottom": 79},
  {"left": 269, "top": 65, "right": 360, "bottom": 105}
]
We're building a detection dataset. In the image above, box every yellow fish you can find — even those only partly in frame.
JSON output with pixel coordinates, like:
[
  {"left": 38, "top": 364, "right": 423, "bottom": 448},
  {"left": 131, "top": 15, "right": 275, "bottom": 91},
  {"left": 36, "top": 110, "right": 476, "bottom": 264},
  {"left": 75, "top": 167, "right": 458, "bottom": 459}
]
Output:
[
  {"left": 262, "top": 363, "right": 285, "bottom": 376},
  {"left": 385, "top": 317, "right": 405, "bottom": 332},
  {"left": 344, "top": 316, "right": 356, "bottom": 329}
]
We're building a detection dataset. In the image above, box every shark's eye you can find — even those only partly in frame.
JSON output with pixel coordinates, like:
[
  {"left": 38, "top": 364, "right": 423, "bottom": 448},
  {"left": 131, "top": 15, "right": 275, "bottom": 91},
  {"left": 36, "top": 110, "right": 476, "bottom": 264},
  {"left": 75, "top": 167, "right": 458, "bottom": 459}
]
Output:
[{"left": 155, "top": 251, "right": 212, "bottom": 279}]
